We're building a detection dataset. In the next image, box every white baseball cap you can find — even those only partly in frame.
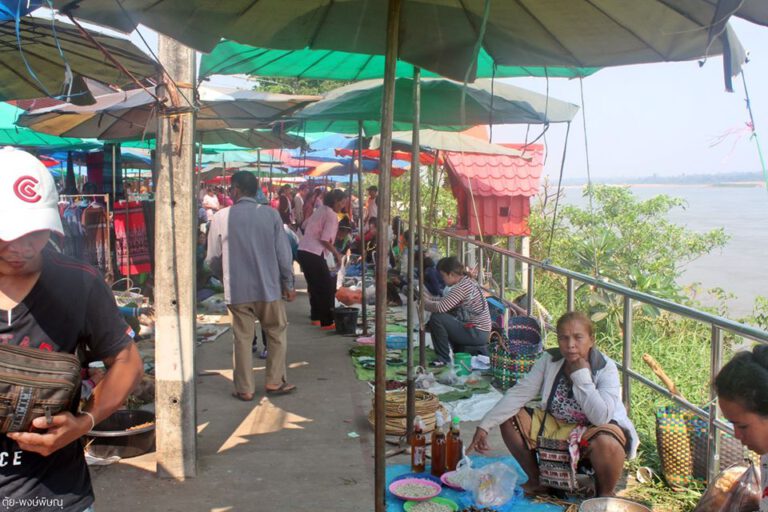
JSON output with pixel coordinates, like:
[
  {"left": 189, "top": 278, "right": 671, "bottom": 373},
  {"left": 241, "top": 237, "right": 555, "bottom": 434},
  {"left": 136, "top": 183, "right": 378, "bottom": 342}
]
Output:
[{"left": 0, "top": 146, "right": 64, "bottom": 241}]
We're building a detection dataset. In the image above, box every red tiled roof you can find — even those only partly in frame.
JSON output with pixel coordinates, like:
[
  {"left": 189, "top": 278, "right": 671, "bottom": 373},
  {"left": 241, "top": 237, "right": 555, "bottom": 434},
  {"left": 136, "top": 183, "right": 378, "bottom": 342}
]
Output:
[
  {"left": 444, "top": 143, "right": 544, "bottom": 237},
  {"left": 444, "top": 144, "right": 544, "bottom": 198}
]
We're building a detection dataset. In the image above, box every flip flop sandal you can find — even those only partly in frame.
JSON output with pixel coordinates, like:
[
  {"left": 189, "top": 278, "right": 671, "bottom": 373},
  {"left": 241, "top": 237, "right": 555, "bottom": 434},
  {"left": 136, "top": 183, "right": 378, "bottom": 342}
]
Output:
[
  {"left": 232, "top": 391, "right": 254, "bottom": 401},
  {"left": 265, "top": 383, "right": 297, "bottom": 395}
]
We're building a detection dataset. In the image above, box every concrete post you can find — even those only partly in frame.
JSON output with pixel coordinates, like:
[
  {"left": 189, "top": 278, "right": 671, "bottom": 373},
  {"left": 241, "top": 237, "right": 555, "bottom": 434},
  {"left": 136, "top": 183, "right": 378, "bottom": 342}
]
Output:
[{"left": 154, "top": 36, "right": 197, "bottom": 479}]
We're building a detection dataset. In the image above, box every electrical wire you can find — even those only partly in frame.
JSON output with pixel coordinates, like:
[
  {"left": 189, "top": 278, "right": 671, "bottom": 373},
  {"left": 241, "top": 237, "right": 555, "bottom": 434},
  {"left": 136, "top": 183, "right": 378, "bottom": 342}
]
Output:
[
  {"left": 579, "top": 77, "right": 600, "bottom": 278},
  {"left": 740, "top": 71, "right": 768, "bottom": 192},
  {"left": 110, "top": 0, "right": 194, "bottom": 110},
  {"left": 546, "top": 122, "right": 571, "bottom": 260}
]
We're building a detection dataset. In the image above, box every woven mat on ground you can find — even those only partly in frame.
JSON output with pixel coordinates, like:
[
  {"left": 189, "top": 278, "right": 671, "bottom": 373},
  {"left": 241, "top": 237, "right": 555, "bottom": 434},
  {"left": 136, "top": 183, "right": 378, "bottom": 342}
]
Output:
[{"left": 385, "top": 456, "right": 564, "bottom": 512}]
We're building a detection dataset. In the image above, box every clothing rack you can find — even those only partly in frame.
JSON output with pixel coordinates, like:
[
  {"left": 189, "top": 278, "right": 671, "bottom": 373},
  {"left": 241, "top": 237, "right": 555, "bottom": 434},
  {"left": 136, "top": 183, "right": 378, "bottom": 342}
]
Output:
[{"left": 59, "top": 194, "right": 113, "bottom": 282}]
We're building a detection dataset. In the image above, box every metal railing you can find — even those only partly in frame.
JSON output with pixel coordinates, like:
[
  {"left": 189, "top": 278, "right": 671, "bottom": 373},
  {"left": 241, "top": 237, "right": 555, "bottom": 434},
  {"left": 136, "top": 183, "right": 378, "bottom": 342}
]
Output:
[{"left": 433, "top": 229, "right": 768, "bottom": 481}]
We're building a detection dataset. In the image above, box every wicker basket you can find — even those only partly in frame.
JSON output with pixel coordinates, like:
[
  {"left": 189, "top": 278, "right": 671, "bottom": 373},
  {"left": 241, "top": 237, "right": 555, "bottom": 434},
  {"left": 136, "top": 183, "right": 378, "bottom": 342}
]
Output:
[
  {"left": 656, "top": 405, "right": 758, "bottom": 488},
  {"left": 368, "top": 405, "right": 447, "bottom": 436},
  {"left": 490, "top": 316, "right": 543, "bottom": 391},
  {"left": 367, "top": 390, "right": 442, "bottom": 436}
]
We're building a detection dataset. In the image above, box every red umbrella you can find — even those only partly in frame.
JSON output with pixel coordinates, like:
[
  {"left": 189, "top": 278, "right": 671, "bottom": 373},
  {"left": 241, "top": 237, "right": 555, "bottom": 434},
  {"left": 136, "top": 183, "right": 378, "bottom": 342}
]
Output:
[{"left": 38, "top": 155, "right": 60, "bottom": 168}]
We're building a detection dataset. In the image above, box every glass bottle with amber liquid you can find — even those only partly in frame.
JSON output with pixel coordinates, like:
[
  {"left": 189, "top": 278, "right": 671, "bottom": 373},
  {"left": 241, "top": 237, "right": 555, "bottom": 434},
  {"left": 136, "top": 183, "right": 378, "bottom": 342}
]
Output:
[
  {"left": 445, "top": 415, "right": 463, "bottom": 471},
  {"left": 410, "top": 416, "right": 427, "bottom": 472},
  {"left": 430, "top": 413, "right": 447, "bottom": 477}
]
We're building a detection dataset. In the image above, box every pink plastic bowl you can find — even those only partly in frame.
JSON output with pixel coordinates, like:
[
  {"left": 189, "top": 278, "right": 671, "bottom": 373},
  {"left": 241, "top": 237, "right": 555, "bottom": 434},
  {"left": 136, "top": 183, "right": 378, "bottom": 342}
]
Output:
[{"left": 389, "top": 477, "right": 442, "bottom": 501}]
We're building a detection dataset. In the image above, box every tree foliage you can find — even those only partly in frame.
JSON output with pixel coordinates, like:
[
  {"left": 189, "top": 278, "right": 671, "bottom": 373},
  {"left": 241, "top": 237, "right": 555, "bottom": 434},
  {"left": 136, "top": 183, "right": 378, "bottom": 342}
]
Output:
[
  {"left": 252, "top": 77, "right": 348, "bottom": 95},
  {"left": 528, "top": 184, "right": 729, "bottom": 332}
]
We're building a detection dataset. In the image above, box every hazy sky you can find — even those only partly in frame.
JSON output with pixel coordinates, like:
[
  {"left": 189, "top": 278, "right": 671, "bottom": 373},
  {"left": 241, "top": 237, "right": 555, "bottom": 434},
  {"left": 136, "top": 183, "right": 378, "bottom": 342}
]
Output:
[
  {"left": 494, "top": 18, "right": 768, "bottom": 180},
  {"left": 126, "top": 17, "right": 768, "bottom": 181}
]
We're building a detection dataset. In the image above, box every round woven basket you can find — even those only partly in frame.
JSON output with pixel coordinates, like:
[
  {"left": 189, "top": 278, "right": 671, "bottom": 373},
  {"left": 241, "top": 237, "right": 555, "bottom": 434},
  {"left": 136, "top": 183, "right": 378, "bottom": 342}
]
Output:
[
  {"left": 367, "top": 390, "right": 443, "bottom": 436},
  {"left": 382, "top": 390, "right": 440, "bottom": 417},
  {"left": 368, "top": 405, "right": 447, "bottom": 436}
]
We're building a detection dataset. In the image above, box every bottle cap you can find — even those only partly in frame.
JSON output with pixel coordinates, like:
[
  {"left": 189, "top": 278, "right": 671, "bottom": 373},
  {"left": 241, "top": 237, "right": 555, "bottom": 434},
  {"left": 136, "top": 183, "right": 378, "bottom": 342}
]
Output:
[
  {"left": 435, "top": 413, "right": 444, "bottom": 427},
  {"left": 452, "top": 416, "right": 460, "bottom": 425}
]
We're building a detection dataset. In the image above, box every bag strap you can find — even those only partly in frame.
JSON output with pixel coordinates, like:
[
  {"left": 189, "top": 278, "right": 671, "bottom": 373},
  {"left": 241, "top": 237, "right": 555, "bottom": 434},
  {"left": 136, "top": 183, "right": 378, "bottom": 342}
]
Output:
[{"left": 537, "top": 366, "right": 566, "bottom": 440}]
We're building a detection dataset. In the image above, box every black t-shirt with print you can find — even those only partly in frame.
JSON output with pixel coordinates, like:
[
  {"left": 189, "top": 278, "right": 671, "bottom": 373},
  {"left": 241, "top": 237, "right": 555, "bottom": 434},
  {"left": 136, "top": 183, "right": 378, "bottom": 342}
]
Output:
[{"left": 0, "top": 248, "right": 133, "bottom": 512}]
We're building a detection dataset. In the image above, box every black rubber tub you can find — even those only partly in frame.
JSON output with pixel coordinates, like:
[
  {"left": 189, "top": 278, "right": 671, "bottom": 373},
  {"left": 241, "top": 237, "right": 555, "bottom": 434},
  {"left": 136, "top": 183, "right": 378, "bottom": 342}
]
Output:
[{"left": 85, "top": 410, "right": 155, "bottom": 459}]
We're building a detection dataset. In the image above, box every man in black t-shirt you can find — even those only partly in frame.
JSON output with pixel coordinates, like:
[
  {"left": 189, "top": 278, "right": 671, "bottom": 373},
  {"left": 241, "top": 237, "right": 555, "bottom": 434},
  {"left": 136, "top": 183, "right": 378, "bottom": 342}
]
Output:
[{"left": 0, "top": 147, "right": 143, "bottom": 512}]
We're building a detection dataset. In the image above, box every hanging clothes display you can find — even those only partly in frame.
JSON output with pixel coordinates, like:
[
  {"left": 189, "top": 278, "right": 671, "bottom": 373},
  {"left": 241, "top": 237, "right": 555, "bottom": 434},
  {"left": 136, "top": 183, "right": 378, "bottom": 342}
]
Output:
[
  {"left": 82, "top": 202, "right": 110, "bottom": 273},
  {"left": 113, "top": 200, "right": 152, "bottom": 276},
  {"left": 60, "top": 201, "right": 86, "bottom": 260},
  {"left": 58, "top": 194, "right": 112, "bottom": 278}
]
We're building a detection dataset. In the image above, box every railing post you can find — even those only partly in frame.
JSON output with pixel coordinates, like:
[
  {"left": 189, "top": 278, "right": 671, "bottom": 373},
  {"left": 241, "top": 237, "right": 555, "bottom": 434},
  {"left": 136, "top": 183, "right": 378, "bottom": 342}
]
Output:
[
  {"left": 507, "top": 237, "right": 515, "bottom": 290},
  {"left": 457, "top": 239, "right": 464, "bottom": 264},
  {"left": 622, "top": 296, "right": 633, "bottom": 416},
  {"left": 477, "top": 236, "right": 484, "bottom": 285},
  {"left": 526, "top": 266, "right": 534, "bottom": 316},
  {"left": 707, "top": 325, "right": 723, "bottom": 483},
  {"left": 500, "top": 250, "right": 506, "bottom": 301},
  {"left": 446, "top": 235, "right": 451, "bottom": 257},
  {"left": 566, "top": 277, "right": 575, "bottom": 312}
]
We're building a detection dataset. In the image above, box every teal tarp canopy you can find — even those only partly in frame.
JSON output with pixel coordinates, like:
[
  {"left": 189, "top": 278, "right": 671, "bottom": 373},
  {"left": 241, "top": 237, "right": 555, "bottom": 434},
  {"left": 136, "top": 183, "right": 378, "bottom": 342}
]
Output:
[
  {"left": 293, "top": 78, "right": 579, "bottom": 135},
  {"left": 200, "top": 41, "right": 600, "bottom": 81},
  {"left": 0, "top": 102, "right": 99, "bottom": 149}
]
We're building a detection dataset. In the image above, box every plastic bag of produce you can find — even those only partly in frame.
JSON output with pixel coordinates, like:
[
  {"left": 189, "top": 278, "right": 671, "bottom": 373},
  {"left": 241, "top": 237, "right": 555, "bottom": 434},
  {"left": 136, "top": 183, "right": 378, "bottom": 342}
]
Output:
[
  {"left": 465, "top": 462, "right": 519, "bottom": 507},
  {"left": 693, "top": 462, "right": 761, "bottom": 512}
]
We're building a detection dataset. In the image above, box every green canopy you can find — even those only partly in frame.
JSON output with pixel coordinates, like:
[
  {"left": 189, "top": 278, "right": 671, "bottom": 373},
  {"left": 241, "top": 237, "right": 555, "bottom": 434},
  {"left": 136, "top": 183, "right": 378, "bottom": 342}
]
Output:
[
  {"left": 52, "top": 0, "right": 756, "bottom": 85},
  {"left": 200, "top": 41, "right": 599, "bottom": 81},
  {"left": 0, "top": 102, "right": 99, "bottom": 149},
  {"left": 293, "top": 77, "right": 579, "bottom": 135}
]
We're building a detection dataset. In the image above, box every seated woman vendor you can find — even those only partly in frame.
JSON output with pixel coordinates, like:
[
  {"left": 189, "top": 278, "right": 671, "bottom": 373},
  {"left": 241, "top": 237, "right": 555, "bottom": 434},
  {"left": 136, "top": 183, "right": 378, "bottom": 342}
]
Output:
[
  {"left": 467, "top": 312, "right": 638, "bottom": 497},
  {"left": 422, "top": 256, "right": 491, "bottom": 367}
]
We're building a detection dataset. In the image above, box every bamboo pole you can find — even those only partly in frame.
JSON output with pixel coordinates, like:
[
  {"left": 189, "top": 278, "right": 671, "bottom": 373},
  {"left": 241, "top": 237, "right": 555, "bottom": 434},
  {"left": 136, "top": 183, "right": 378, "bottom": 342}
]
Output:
[
  {"left": 375, "top": 0, "right": 402, "bottom": 509},
  {"left": 406, "top": 67, "right": 421, "bottom": 440}
]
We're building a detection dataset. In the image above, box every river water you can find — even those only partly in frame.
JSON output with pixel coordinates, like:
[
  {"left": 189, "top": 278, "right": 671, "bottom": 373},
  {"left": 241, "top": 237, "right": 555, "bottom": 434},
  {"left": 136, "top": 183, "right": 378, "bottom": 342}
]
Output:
[{"left": 560, "top": 184, "right": 768, "bottom": 319}]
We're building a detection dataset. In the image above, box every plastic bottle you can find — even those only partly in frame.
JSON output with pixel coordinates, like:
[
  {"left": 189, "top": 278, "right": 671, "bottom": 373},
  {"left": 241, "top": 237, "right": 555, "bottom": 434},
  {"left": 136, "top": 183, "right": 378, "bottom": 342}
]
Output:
[
  {"left": 445, "top": 415, "right": 463, "bottom": 471},
  {"left": 430, "top": 413, "right": 447, "bottom": 477},
  {"left": 410, "top": 416, "right": 426, "bottom": 473}
]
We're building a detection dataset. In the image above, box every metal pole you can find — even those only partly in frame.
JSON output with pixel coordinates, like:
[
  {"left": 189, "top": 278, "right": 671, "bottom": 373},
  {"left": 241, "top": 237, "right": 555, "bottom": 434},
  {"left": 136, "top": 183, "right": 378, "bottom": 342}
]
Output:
[
  {"left": 707, "top": 325, "right": 723, "bottom": 482},
  {"left": 507, "top": 237, "right": 515, "bottom": 290},
  {"left": 499, "top": 247, "right": 506, "bottom": 300},
  {"left": 406, "top": 67, "right": 421, "bottom": 440},
  {"left": 358, "top": 121, "right": 368, "bottom": 336},
  {"left": 155, "top": 35, "right": 197, "bottom": 479},
  {"left": 375, "top": 0, "right": 401, "bottom": 509},
  {"left": 526, "top": 266, "right": 534, "bottom": 316},
  {"left": 622, "top": 296, "right": 633, "bottom": 415},
  {"left": 566, "top": 277, "right": 575, "bottom": 312},
  {"left": 417, "top": 153, "right": 428, "bottom": 368}
]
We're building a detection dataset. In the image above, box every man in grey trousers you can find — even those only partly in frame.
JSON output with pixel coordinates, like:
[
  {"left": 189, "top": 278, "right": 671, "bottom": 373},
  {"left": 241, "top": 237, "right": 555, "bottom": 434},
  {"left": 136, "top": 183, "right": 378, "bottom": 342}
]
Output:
[{"left": 206, "top": 171, "right": 297, "bottom": 400}]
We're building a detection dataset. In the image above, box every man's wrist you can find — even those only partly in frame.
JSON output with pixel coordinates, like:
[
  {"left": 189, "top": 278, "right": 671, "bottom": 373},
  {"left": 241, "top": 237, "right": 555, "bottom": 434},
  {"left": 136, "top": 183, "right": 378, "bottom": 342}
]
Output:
[{"left": 79, "top": 411, "right": 96, "bottom": 434}]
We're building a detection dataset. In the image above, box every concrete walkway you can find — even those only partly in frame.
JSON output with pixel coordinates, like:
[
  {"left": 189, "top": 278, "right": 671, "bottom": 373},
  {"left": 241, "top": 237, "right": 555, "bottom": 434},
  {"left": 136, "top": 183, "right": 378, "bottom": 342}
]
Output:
[{"left": 90, "top": 277, "right": 377, "bottom": 511}]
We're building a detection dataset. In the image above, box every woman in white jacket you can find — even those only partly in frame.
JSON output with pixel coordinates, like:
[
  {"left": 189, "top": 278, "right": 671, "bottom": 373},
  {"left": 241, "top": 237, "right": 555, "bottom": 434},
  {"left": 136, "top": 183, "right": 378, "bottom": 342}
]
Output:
[{"left": 468, "top": 312, "right": 638, "bottom": 497}]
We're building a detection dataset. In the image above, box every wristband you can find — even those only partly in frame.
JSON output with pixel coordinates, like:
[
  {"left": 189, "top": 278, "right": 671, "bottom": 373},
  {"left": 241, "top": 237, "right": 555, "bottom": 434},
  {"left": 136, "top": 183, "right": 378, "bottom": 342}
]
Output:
[{"left": 80, "top": 411, "right": 96, "bottom": 432}]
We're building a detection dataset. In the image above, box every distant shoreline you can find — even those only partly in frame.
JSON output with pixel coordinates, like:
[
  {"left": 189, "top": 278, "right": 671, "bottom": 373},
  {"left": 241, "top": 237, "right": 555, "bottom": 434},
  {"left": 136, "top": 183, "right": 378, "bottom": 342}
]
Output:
[{"left": 562, "top": 181, "right": 765, "bottom": 189}]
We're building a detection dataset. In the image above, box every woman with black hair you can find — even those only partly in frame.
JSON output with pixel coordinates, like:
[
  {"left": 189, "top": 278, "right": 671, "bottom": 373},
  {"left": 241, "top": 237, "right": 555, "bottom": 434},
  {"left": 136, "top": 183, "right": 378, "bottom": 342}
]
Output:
[
  {"left": 422, "top": 256, "right": 491, "bottom": 366},
  {"left": 715, "top": 345, "right": 768, "bottom": 511},
  {"left": 297, "top": 189, "right": 347, "bottom": 329}
]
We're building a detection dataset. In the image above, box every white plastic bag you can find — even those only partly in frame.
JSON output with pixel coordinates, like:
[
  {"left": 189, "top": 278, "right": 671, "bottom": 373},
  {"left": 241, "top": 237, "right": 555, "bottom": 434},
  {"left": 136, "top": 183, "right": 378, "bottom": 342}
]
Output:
[{"left": 466, "top": 462, "right": 519, "bottom": 507}]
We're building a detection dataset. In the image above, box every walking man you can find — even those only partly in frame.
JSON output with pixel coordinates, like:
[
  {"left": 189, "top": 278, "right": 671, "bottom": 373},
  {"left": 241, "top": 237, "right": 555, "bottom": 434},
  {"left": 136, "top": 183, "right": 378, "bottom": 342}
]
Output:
[{"left": 206, "top": 172, "right": 297, "bottom": 400}]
